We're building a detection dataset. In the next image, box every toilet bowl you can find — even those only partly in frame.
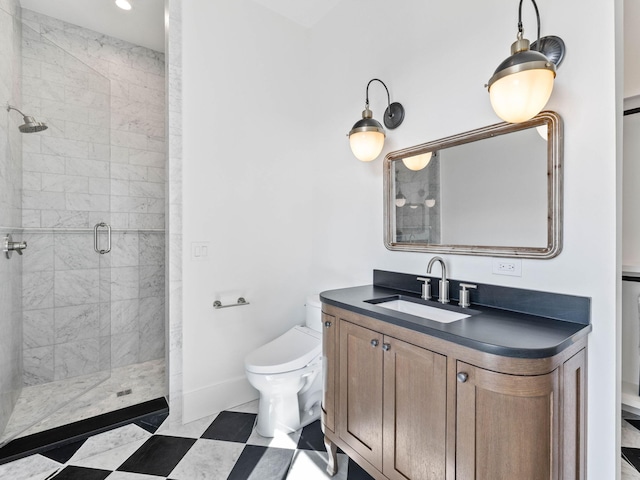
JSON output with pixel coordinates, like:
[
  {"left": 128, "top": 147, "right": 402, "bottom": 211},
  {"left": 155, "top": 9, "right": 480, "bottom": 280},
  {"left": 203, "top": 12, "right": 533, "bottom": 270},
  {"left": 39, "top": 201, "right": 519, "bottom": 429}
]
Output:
[{"left": 244, "top": 296, "right": 323, "bottom": 437}]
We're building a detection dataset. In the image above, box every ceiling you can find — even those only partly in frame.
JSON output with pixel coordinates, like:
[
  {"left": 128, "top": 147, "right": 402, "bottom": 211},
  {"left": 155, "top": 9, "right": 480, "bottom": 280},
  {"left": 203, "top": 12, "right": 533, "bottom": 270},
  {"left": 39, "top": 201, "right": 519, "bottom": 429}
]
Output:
[
  {"left": 17, "top": 0, "right": 639, "bottom": 96},
  {"left": 19, "top": 0, "right": 165, "bottom": 52}
]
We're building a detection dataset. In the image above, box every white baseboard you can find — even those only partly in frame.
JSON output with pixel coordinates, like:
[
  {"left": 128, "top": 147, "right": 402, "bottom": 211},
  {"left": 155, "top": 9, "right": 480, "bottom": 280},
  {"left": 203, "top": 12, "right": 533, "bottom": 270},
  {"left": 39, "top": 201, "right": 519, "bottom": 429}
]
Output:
[{"left": 182, "top": 375, "right": 258, "bottom": 424}]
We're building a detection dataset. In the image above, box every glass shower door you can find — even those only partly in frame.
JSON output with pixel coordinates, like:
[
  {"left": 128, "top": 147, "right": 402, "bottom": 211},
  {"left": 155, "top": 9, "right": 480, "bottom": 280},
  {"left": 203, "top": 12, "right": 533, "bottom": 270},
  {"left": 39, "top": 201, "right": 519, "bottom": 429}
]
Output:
[{"left": 0, "top": 23, "right": 112, "bottom": 446}]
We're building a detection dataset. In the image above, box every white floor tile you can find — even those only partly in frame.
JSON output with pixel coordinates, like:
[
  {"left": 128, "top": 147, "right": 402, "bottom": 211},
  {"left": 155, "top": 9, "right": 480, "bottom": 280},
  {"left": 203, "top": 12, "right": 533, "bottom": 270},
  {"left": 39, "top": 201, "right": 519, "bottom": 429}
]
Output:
[
  {"left": 169, "top": 438, "right": 245, "bottom": 480},
  {"left": 70, "top": 437, "right": 148, "bottom": 471},
  {"left": 106, "top": 471, "right": 166, "bottom": 479},
  {"left": 286, "top": 450, "right": 349, "bottom": 480},
  {"left": 246, "top": 427, "right": 301, "bottom": 450},
  {"left": 156, "top": 412, "right": 218, "bottom": 439},
  {"left": 69, "top": 424, "right": 151, "bottom": 463},
  {"left": 0, "top": 454, "right": 61, "bottom": 480}
]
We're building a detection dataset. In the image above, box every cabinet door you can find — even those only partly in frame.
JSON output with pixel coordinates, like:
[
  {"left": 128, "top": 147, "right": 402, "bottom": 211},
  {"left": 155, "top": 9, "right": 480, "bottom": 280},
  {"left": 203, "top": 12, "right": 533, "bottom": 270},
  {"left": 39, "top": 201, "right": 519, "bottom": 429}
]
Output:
[
  {"left": 321, "top": 312, "right": 336, "bottom": 432},
  {"left": 338, "top": 321, "right": 384, "bottom": 470},
  {"left": 383, "top": 337, "right": 447, "bottom": 480},
  {"left": 456, "top": 362, "right": 559, "bottom": 480}
]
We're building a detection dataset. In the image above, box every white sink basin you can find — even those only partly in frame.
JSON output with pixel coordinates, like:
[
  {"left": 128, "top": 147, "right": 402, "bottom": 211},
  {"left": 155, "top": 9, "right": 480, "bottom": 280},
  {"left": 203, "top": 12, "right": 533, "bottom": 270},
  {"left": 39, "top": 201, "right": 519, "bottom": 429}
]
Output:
[{"left": 375, "top": 299, "right": 470, "bottom": 323}]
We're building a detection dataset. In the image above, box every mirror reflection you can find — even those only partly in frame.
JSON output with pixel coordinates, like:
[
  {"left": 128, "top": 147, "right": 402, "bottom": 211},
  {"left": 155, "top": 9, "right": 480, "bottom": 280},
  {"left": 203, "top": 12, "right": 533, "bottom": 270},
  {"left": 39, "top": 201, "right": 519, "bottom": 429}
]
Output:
[{"left": 384, "top": 111, "right": 562, "bottom": 258}]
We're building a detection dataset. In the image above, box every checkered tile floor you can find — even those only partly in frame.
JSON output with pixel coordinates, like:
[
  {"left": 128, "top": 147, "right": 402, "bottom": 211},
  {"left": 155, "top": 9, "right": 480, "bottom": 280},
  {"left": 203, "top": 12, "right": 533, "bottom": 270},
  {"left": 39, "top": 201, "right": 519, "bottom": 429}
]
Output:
[
  {"left": 623, "top": 411, "right": 640, "bottom": 479},
  {"left": 0, "top": 401, "right": 373, "bottom": 480}
]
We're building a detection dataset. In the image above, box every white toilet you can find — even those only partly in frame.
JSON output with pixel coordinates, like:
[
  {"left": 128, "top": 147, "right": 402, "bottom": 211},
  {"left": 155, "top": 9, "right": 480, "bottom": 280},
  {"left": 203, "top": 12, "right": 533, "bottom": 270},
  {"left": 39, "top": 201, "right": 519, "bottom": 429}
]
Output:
[{"left": 244, "top": 295, "right": 323, "bottom": 437}]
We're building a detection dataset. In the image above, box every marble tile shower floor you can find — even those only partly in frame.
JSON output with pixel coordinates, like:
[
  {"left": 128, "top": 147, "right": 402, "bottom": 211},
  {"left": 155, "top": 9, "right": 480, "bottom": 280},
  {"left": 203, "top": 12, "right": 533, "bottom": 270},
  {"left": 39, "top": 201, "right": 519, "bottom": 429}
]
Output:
[{"left": 0, "top": 359, "right": 165, "bottom": 445}]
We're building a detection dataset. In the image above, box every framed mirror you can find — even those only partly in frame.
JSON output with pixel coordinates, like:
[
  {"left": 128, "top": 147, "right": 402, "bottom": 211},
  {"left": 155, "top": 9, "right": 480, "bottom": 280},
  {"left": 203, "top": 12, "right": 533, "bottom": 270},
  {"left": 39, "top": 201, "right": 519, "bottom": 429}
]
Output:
[{"left": 384, "top": 111, "right": 563, "bottom": 258}]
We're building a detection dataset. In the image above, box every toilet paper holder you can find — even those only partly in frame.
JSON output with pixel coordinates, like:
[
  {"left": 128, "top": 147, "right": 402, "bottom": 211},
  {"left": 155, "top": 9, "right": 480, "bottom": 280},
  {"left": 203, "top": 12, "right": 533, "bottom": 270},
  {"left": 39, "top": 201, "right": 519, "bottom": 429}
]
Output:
[{"left": 213, "top": 297, "right": 250, "bottom": 309}]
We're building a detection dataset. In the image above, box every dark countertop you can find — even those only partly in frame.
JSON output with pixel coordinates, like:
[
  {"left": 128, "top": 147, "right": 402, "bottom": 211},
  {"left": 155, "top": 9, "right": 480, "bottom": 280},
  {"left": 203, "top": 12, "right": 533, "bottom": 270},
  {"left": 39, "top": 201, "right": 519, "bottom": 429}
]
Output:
[{"left": 320, "top": 285, "right": 592, "bottom": 359}]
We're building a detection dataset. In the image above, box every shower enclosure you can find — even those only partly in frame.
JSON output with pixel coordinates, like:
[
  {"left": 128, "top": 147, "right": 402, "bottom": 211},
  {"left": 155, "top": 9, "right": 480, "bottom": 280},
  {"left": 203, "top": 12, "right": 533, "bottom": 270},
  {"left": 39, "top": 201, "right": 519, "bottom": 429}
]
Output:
[{"left": 0, "top": 8, "right": 166, "bottom": 448}]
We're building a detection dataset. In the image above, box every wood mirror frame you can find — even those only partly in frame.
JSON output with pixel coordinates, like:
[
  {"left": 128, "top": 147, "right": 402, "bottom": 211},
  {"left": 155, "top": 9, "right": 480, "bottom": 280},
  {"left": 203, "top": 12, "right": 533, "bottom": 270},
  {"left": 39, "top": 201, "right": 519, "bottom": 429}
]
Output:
[{"left": 384, "top": 111, "right": 563, "bottom": 258}]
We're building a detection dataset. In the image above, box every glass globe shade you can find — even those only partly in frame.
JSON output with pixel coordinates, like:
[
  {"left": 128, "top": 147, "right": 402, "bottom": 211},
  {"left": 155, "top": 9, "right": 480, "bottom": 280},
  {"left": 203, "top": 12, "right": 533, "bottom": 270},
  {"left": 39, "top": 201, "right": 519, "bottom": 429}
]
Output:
[
  {"left": 395, "top": 194, "right": 406, "bottom": 208},
  {"left": 349, "top": 131, "right": 385, "bottom": 162},
  {"left": 489, "top": 68, "right": 555, "bottom": 123},
  {"left": 402, "top": 152, "right": 432, "bottom": 171}
]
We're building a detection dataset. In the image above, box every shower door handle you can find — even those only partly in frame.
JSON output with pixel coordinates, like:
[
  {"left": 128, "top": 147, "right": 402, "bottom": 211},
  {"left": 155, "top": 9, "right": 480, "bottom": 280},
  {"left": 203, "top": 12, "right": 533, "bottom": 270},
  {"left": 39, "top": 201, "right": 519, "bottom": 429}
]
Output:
[{"left": 94, "top": 222, "right": 111, "bottom": 254}]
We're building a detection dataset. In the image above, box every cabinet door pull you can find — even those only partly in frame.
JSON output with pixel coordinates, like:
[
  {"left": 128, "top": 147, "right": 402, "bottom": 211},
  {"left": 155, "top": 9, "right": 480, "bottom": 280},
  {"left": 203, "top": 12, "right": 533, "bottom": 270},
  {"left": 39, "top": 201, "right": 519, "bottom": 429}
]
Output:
[
  {"left": 382, "top": 343, "right": 391, "bottom": 351},
  {"left": 324, "top": 321, "right": 332, "bottom": 328},
  {"left": 457, "top": 372, "right": 469, "bottom": 383},
  {"left": 371, "top": 339, "right": 379, "bottom": 347}
]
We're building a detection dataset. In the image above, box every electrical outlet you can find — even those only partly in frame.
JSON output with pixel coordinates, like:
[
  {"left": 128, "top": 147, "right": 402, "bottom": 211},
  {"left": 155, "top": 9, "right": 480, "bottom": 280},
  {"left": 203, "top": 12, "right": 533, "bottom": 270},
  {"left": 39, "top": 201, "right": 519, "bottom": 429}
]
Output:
[{"left": 492, "top": 258, "right": 522, "bottom": 277}]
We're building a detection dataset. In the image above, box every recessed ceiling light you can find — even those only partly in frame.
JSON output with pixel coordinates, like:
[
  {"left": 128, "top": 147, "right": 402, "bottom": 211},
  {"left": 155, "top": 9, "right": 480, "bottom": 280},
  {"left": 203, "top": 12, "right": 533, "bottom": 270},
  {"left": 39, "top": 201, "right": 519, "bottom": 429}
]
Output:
[{"left": 115, "top": 0, "right": 132, "bottom": 11}]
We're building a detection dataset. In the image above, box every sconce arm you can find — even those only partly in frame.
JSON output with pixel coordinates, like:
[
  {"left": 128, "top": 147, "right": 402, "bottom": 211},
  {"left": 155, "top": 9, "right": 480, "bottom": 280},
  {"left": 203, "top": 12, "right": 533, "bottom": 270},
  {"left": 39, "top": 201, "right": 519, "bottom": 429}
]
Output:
[
  {"left": 363, "top": 78, "right": 404, "bottom": 130},
  {"left": 517, "top": 0, "right": 541, "bottom": 47}
]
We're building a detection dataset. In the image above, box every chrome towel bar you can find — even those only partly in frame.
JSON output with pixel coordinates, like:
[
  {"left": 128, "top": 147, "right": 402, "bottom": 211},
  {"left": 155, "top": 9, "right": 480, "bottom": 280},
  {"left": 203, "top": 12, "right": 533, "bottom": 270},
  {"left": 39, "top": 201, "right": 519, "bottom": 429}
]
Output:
[{"left": 213, "top": 297, "right": 250, "bottom": 309}]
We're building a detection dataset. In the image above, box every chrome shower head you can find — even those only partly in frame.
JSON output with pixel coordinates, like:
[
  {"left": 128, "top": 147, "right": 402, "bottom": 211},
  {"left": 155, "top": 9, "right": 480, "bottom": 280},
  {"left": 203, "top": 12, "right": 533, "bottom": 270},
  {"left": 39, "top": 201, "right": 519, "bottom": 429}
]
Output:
[{"left": 6, "top": 105, "right": 48, "bottom": 133}]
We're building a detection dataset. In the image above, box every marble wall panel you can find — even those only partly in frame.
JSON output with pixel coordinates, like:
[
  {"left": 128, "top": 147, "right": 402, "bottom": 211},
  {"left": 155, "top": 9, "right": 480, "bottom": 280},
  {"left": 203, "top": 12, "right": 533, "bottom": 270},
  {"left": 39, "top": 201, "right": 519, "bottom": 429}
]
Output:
[
  {"left": 111, "top": 332, "right": 139, "bottom": 368},
  {"left": 54, "top": 338, "right": 100, "bottom": 380},
  {"left": 54, "top": 268, "right": 100, "bottom": 307},
  {"left": 23, "top": 308, "right": 54, "bottom": 348},
  {"left": 0, "top": 0, "right": 25, "bottom": 434},
  {"left": 139, "top": 265, "right": 164, "bottom": 298},
  {"left": 139, "top": 297, "right": 164, "bottom": 363},
  {"left": 111, "top": 299, "right": 139, "bottom": 334},
  {"left": 111, "top": 266, "right": 139, "bottom": 301},
  {"left": 54, "top": 233, "right": 99, "bottom": 270},
  {"left": 54, "top": 304, "right": 100, "bottom": 343},
  {"left": 23, "top": 346, "right": 54, "bottom": 386},
  {"left": 23, "top": 271, "right": 54, "bottom": 309},
  {"left": 19, "top": 8, "right": 166, "bottom": 386},
  {"left": 110, "top": 232, "right": 139, "bottom": 268}
]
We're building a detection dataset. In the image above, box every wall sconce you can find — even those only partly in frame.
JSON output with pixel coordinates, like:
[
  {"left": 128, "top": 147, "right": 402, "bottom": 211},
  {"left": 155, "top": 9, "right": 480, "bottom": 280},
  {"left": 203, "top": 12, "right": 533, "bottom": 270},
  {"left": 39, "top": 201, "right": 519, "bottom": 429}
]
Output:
[
  {"left": 348, "top": 79, "right": 405, "bottom": 162},
  {"left": 486, "top": 0, "right": 565, "bottom": 123},
  {"left": 402, "top": 152, "right": 432, "bottom": 171}
]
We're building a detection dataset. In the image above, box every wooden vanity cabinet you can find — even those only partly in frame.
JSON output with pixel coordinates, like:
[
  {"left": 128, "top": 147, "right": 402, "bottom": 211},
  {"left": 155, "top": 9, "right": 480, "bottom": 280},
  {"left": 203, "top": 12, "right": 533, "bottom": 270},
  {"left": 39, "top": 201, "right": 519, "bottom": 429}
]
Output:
[
  {"left": 321, "top": 304, "right": 587, "bottom": 480},
  {"left": 456, "top": 363, "right": 559, "bottom": 480}
]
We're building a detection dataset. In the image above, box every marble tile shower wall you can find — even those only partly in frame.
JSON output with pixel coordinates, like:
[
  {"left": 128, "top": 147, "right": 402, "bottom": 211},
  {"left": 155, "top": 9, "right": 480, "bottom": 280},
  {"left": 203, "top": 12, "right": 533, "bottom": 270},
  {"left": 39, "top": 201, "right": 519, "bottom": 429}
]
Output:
[
  {"left": 0, "top": 0, "right": 23, "bottom": 435},
  {"left": 19, "top": 9, "right": 166, "bottom": 386},
  {"left": 21, "top": 231, "right": 165, "bottom": 385}
]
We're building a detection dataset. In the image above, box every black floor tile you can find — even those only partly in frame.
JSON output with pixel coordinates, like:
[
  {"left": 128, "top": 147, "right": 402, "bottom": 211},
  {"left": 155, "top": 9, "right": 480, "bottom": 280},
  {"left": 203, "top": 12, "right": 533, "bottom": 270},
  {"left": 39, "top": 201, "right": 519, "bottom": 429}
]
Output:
[
  {"left": 201, "top": 411, "right": 257, "bottom": 443},
  {"left": 623, "top": 447, "right": 640, "bottom": 473},
  {"left": 116, "top": 435, "right": 196, "bottom": 477},
  {"left": 49, "top": 465, "right": 111, "bottom": 480},
  {"left": 627, "top": 419, "right": 640, "bottom": 432},
  {"left": 134, "top": 410, "right": 169, "bottom": 434},
  {"left": 297, "top": 421, "right": 325, "bottom": 451},
  {"left": 227, "top": 445, "right": 294, "bottom": 480},
  {"left": 347, "top": 458, "right": 376, "bottom": 480},
  {"left": 40, "top": 439, "right": 86, "bottom": 464}
]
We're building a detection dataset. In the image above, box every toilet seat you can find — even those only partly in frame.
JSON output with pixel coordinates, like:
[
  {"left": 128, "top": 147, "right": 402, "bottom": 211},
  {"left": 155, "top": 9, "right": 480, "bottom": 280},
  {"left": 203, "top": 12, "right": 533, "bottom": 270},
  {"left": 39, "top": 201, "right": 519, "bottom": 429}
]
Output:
[{"left": 245, "top": 326, "right": 321, "bottom": 375}]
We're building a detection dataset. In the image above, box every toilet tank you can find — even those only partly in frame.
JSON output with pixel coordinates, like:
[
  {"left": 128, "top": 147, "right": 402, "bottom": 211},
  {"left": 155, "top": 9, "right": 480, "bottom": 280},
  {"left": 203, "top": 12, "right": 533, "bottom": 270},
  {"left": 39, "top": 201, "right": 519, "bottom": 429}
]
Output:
[{"left": 305, "top": 295, "right": 322, "bottom": 333}]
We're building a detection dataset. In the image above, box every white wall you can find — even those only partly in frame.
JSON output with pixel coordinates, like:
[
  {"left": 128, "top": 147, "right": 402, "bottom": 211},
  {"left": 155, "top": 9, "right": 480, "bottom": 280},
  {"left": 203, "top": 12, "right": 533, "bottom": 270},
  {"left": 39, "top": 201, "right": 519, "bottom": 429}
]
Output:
[
  {"left": 181, "top": 0, "right": 621, "bottom": 476},
  {"left": 181, "top": 0, "right": 313, "bottom": 421}
]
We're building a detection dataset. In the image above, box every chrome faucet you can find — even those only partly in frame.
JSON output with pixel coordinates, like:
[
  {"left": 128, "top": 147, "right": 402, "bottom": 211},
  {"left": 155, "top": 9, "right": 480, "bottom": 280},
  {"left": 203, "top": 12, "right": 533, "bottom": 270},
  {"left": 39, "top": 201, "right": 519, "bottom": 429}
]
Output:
[{"left": 427, "top": 256, "right": 449, "bottom": 304}]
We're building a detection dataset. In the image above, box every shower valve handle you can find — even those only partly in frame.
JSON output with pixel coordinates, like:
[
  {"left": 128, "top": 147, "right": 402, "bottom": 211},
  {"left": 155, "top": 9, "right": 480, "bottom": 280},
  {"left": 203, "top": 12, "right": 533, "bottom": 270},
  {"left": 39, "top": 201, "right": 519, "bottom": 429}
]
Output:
[{"left": 3, "top": 234, "right": 27, "bottom": 259}]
